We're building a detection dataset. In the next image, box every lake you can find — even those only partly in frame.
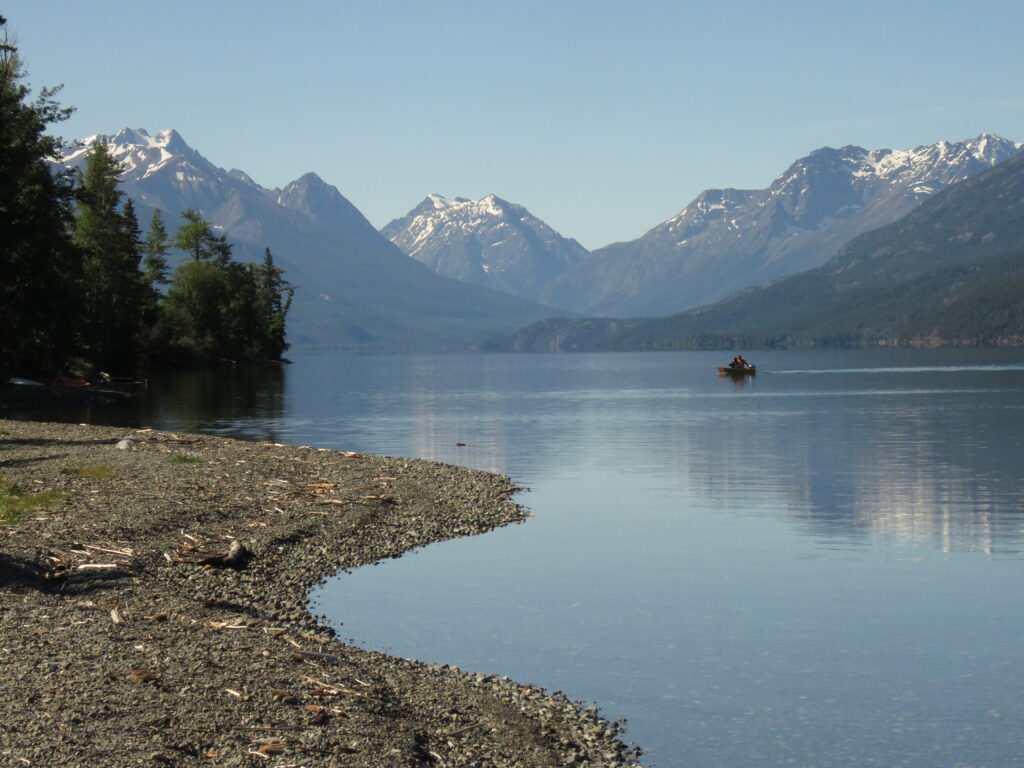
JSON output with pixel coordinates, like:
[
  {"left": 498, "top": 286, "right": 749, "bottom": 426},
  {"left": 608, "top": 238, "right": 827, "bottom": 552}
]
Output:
[{"left": 15, "top": 348, "right": 1024, "bottom": 767}]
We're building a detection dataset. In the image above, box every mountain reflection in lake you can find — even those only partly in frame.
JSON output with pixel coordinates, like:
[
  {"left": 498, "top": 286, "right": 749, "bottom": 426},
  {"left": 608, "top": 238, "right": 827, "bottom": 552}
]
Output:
[{"left": 22, "top": 349, "right": 1024, "bottom": 767}]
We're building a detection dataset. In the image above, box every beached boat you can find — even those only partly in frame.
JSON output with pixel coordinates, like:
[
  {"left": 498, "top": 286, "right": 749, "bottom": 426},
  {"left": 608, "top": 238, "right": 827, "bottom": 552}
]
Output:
[{"left": 717, "top": 366, "right": 756, "bottom": 376}]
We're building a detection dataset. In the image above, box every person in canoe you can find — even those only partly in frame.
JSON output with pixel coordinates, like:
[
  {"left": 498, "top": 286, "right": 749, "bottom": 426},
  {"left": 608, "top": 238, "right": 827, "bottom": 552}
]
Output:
[{"left": 729, "top": 355, "right": 750, "bottom": 369}]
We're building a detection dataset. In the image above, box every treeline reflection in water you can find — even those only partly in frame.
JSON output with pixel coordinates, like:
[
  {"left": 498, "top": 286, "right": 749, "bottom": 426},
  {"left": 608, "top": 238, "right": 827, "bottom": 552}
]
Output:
[{"left": 7, "top": 363, "right": 288, "bottom": 445}]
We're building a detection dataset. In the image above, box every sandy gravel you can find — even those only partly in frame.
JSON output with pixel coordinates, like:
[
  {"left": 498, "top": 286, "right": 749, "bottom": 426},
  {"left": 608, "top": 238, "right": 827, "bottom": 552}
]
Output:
[{"left": 0, "top": 419, "right": 641, "bottom": 768}]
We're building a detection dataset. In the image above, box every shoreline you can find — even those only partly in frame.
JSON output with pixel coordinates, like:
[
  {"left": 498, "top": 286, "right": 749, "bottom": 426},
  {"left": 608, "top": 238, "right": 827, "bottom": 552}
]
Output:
[{"left": 0, "top": 418, "right": 641, "bottom": 767}]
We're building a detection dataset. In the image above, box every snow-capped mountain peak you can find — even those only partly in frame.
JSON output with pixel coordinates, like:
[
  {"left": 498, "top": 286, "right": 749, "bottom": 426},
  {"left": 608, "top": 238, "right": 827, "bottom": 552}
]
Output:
[
  {"left": 965, "top": 132, "right": 1019, "bottom": 163},
  {"left": 382, "top": 194, "right": 588, "bottom": 302},
  {"left": 426, "top": 193, "right": 468, "bottom": 210},
  {"left": 761, "top": 134, "right": 1021, "bottom": 198},
  {"left": 60, "top": 127, "right": 214, "bottom": 186},
  {"left": 417, "top": 193, "right": 507, "bottom": 219}
]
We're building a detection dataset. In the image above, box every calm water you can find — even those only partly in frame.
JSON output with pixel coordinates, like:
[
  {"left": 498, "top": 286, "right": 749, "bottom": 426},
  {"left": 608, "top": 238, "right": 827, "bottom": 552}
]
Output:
[{"left": 14, "top": 349, "right": 1024, "bottom": 767}]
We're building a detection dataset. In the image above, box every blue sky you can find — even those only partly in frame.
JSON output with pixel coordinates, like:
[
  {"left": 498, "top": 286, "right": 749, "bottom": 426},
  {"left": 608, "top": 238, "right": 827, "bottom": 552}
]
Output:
[{"left": 6, "top": 0, "right": 1023, "bottom": 249}]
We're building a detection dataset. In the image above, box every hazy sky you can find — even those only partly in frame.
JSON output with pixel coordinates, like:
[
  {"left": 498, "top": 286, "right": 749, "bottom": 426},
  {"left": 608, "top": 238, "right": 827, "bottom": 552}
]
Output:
[{"left": 6, "top": 0, "right": 1023, "bottom": 249}]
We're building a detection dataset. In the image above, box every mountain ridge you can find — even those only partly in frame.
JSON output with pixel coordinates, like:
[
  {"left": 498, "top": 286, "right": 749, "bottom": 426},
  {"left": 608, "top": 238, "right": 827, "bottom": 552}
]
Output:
[
  {"left": 496, "top": 148, "right": 1024, "bottom": 351},
  {"left": 377, "top": 134, "right": 1020, "bottom": 319},
  {"left": 539, "top": 133, "right": 1022, "bottom": 317},
  {"left": 59, "top": 129, "right": 557, "bottom": 351},
  {"left": 57, "top": 129, "right": 1024, "bottom": 352}
]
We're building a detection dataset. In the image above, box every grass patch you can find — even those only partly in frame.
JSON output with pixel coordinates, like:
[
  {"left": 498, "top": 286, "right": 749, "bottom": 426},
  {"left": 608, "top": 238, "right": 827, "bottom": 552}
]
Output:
[
  {"left": 66, "top": 463, "right": 116, "bottom": 480},
  {"left": 1, "top": 475, "right": 64, "bottom": 525},
  {"left": 170, "top": 454, "right": 203, "bottom": 464}
]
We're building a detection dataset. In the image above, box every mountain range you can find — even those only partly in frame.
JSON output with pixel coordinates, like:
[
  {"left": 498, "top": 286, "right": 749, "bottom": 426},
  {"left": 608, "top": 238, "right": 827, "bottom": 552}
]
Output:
[
  {"left": 548, "top": 133, "right": 1023, "bottom": 317},
  {"left": 496, "top": 147, "right": 1024, "bottom": 351},
  {"left": 385, "top": 134, "right": 1021, "bottom": 318},
  {"left": 58, "top": 129, "right": 555, "bottom": 351},
  {"left": 59, "top": 129, "right": 1023, "bottom": 352}
]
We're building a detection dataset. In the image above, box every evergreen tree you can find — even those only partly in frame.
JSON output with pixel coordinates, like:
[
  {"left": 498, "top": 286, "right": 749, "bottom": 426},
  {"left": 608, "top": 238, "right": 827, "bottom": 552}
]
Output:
[
  {"left": 172, "top": 208, "right": 217, "bottom": 263},
  {"left": 73, "top": 141, "right": 148, "bottom": 368},
  {"left": 139, "top": 208, "right": 171, "bottom": 345},
  {"left": 121, "top": 199, "right": 144, "bottom": 274},
  {"left": 257, "top": 247, "right": 293, "bottom": 359},
  {"left": 156, "top": 211, "right": 293, "bottom": 364},
  {"left": 143, "top": 209, "right": 170, "bottom": 287},
  {"left": 158, "top": 260, "right": 233, "bottom": 363},
  {"left": 158, "top": 210, "right": 224, "bottom": 363},
  {"left": 211, "top": 232, "right": 234, "bottom": 268},
  {"left": 0, "top": 16, "right": 81, "bottom": 378}
]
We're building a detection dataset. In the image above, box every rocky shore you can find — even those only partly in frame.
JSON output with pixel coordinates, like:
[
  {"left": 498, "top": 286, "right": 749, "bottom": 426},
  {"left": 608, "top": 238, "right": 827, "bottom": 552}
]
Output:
[{"left": 0, "top": 419, "right": 641, "bottom": 767}]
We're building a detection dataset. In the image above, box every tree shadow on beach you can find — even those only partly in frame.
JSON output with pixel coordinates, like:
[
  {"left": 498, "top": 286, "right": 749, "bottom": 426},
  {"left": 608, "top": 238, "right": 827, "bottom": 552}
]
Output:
[
  {"left": 0, "top": 433, "right": 120, "bottom": 469},
  {"left": 0, "top": 551, "right": 47, "bottom": 592},
  {"left": 0, "top": 551, "right": 138, "bottom": 596},
  {"left": 1, "top": 452, "right": 71, "bottom": 469},
  {"left": 1, "top": 436, "right": 117, "bottom": 447},
  {"left": 55, "top": 571, "right": 136, "bottom": 596}
]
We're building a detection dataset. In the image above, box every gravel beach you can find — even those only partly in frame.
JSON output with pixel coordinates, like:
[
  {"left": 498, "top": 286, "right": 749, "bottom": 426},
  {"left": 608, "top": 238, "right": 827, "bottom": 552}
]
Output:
[{"left": 0, "top": 418, "right": 641, "bottom": 768}]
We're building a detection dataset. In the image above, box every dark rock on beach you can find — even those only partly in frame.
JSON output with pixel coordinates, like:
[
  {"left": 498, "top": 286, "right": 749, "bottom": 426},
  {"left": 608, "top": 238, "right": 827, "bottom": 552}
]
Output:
[{"left": 0, "top": 419, "right": 641, "bottom": 767}]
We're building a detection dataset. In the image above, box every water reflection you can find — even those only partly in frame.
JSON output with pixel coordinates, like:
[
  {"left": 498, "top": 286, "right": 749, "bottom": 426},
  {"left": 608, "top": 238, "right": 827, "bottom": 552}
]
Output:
[
  {"left": 140, "top": 365, "right": 287, "bottom": 442},
  {"left": 299, "top": 351, "right": 1024, "bottom": 768},
  {"left": 664, "top": 381, "right": 1024, "bottom": 555},
  {"left": 9, "top": 350, "right": 1024, "bottom": 767},
  {"left": 5, "top": 364, "right": 287, "bottom": 444},
  {"left": 14, "top": 352, "right": 1022, "bottom": 557}
]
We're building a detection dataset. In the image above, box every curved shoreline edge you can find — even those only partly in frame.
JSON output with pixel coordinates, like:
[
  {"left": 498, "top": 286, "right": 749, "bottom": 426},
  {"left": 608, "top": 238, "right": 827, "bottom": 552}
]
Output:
[{"left": 0, "top": 419, "right": 642, "bottom": 767}]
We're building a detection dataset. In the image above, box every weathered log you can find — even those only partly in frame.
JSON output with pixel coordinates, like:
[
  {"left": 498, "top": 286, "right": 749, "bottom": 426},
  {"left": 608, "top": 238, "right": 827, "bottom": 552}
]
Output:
[
  {"left": 196, "top": 539, "right": 251, "bottom": 569},
  {"left": 175, "top": 539, "right": 252, "bottom": 568}
]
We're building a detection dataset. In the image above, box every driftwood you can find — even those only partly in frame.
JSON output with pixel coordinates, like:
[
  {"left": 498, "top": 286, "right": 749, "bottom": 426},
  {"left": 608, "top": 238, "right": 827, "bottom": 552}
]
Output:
[
  {"left": 292, "top": 649, "right": 339, "bottom": 663},
  {"left": 44, "top": 548, "right": 134, "bottom": 583},
  {"left": 175, "top": 539, "right": 252, "bottom": 569},
  {"left": 77, "top": 563, "right": 124, "bottom": 571}
]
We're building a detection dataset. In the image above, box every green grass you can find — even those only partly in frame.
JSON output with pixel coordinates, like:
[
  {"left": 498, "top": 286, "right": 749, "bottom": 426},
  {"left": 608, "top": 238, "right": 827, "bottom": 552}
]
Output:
[
  {"left": 0, "top": 475, "right": 64, "bottom": 525},
  {"left": 170, "top": 454, "right": 203, "bottom": 464},
  {"left": 66, "top": 463, "right": 116, "bottom": 480}
]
